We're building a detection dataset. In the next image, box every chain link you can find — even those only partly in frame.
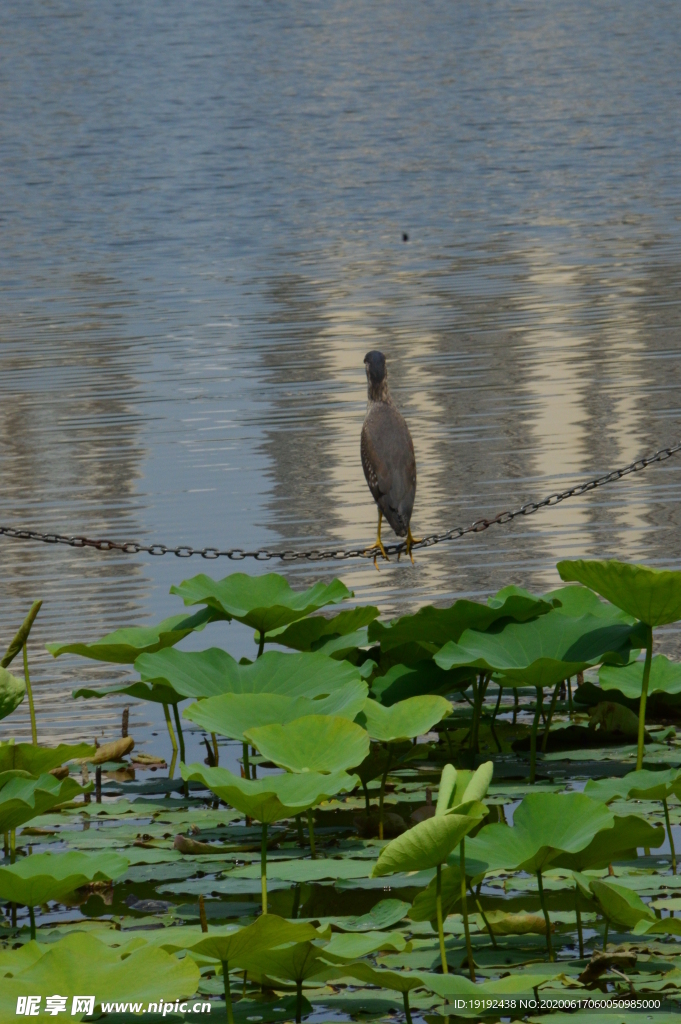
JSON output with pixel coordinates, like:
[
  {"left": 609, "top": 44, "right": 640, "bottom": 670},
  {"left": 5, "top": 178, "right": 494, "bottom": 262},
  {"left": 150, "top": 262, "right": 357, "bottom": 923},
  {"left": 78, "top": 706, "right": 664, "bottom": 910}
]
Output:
[{"left": 2, "top": 441, "right": 680, "bottom": 563}]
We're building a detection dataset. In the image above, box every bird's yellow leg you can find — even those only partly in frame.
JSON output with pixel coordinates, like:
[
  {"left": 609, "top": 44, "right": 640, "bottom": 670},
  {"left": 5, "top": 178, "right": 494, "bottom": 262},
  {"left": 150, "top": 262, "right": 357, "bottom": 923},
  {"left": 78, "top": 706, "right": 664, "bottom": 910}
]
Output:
[
  {"left": 368, "top": 511, "right": 389, "bottom": 570},
  {"left": 405, "top": 525, "right": 421, "bottom": 565}
]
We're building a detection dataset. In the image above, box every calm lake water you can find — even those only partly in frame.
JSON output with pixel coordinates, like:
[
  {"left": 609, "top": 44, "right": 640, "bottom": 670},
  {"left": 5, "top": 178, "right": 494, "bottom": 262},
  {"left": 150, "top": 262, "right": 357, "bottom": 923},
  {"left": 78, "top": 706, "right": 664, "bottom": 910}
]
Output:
[{"left": 2, "top": 1, "right": 681, "bottom": 757}]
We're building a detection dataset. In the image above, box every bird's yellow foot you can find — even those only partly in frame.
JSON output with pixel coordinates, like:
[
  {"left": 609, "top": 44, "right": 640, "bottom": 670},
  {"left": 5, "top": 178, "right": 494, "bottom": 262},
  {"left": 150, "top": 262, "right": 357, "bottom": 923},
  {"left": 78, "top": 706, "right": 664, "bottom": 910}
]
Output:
[
  {"left": 369, "top": 535, "right": 390, "bottom": 571},
  {"left": 404, "top": 527, "right": 421, "bottom": 565}
]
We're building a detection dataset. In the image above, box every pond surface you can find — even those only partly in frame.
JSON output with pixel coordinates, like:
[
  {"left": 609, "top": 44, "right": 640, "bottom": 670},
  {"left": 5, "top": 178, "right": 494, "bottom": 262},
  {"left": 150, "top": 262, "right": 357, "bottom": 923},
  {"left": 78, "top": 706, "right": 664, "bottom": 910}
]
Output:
[{"left": 2, "top": 0, "right": 681, "bottom": 750}]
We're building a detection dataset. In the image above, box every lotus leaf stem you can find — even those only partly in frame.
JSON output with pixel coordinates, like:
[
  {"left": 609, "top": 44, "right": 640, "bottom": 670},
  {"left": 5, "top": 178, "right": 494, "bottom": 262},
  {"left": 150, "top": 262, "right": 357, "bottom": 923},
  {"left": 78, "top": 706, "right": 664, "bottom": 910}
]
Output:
[
  {"left": 435, "top": 863, "right": 448, "bottom": 974},
  {"left": 199, "top": 894, "right": 208, "bottom": 932},
  {"left": 636, "top": 625, "right": 653, "bottom": 771},
  {"left": 567, "top": 677, "right": 573, "bottom": 714},
  {"left": 172, "top": 703, "right": 186, "bottom": 763},
  {"left": 163, "top": 703, "right": 178, "bottom": 765},
  {"left": 603, "top": 920, "right": 609, "bottom": 951},
  {"left": 261, "top": 821, "right": 268, "bottom": 914},
  {"left": 211, "top": 733, "right": 219, "bottom": 766},
  {"left": 541, "top": 682, "right": 561, "bottom": 754},
  {"left": 291, "top": 883, "right": 301, "bottom": 919},
  {"left": 460, "top": 838, "right": 475, "bottom": 981},
  {"left": 257, "top": 631, "right": 265, "bottom": 658},
  {"left": 10, "top": 829, "right": 16, "bottom": 864},
  {"left": 475, "top": 898, "right": 498, "bottom": 949},
  {"left": 28, "top": 905, "right": 36, "bottom": 940},
  {"left": 307, "top": 809, "right": 316, "bottom": 859},
  {"left": 490, "top": 684, "right": 503, "bottom": 753},
  {"left": 296, "top": 814, "right": 305, "bottom": 846},
  {"left": 378, "top": 744, "right": 392, "bottom": 841},
  {"left": 295, "top": 979, "right": 303, "bottom": 1023},
  {"left": 402, "top": 990, "right": 413, "bottom": 1024},
  {"left": 663, "top": 798, "right": 676, "bottom": 874},
  {"left": 221, "top": 960, "right": 234, "bottom": 1024},
  {"left": 529, "top": 687, "right": 543, "bottom": 784},
  {"left": 242, "top": 742, "right": 250, "bottom": 779},
  {"left": 2, "top": 833, "right": 7, "bottom": 857},
  {"left": 22, "top": 644, "right": 38, "bottom": 745},
  {"left": 470, "top": 673, "right": 489, "bottom": 753},
  {"left": 512, "top": 688, "right": 519, "bottom": 725},
  {"left": 575, "top": 887, "right": 584, "bottom": 959},
  {"left": 536, "top": 870, "right": 553, "bottom": 961},
  {"left": 362, "top": 780, "right": 371, "bottom": 814}
]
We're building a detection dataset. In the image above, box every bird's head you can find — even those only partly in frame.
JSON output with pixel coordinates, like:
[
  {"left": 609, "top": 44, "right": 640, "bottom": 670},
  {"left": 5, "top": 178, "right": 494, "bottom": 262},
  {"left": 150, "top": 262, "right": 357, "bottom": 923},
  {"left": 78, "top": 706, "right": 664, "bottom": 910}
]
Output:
[{"left": 364, "top": 350, "right": 387, "bottom": 386}]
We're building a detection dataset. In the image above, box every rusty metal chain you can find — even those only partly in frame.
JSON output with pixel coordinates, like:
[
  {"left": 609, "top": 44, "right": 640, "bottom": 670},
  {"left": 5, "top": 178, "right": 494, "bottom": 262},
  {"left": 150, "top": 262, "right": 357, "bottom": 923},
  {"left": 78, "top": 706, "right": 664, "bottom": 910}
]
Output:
[{"left": 2, "top": 440, "right": 681, "bottom": 562}]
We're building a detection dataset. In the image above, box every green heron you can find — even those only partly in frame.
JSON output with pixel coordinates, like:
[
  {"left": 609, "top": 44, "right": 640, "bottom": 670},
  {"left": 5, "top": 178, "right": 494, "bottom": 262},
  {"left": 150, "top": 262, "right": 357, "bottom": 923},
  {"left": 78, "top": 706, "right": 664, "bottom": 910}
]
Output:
[{"left": 361, "top": 350, "right": 418, "bottom": 567}]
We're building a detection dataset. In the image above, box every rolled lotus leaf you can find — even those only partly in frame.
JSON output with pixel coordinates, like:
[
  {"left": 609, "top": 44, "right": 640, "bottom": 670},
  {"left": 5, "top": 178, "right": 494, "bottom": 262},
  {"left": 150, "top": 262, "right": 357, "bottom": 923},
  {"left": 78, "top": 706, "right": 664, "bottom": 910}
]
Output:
[
  {"left": 170, "top": 572, "right": 351, "bottom": 634},
  {"left": 372, "top": 803, "right": 487, "bottom": 876},
  {"left": 184, "top": 681, "right": 368, "bottom": 741},
  {"left": 0, "top": 666, "right": 25, "bottom": 721},
  {"left": 557, "top": 559, "right": 681, "bottom": 627},
  {"left": 244, "top": 714, "right": 370, "bottom": 773},
  {"left": 0, "top": 851, "right": 128, "bottom": 907},
  {"left": 435, "top": 764, "right": 458, "bottom": 816},
  {"left": 180, "top": 763, "right": 358, "bottom": 823},
  {"left": 460, "top": 760, "right": 494, "bottom": 805},
  {"left": 358, "top": 694, "right": 452, "bottom": 742},
  {"left": 47, "top": 608, "right": 216, "bottom": 664}
]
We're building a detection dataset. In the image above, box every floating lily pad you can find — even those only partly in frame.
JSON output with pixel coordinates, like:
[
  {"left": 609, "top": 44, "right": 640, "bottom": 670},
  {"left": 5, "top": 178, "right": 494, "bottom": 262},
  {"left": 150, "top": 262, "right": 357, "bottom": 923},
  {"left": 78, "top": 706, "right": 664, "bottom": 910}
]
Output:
[{"left": 0, "top": 850, "right": 128, "bottom": 906}]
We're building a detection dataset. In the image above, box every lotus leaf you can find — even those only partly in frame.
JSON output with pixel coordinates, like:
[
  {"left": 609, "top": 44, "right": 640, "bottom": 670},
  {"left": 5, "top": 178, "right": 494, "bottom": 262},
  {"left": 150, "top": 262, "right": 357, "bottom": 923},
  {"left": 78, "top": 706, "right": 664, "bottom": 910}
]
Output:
[
  {"left": 371, "top": 661, "right": 473, "bottom": 706},
  {"left": 557, "top": 559, "right": 681, "bottom": 627},
  {"left": 0, "top": 742, "right": 95, "bottom": 776},
  {"left": 330, "top": 899, "right": 410, "bottom": 931},
  {"left": 418, "top": 971, "right": 564, "bottom": 999},
  {"left": 367, "top": 589, "right": 554, "bottom": 652},
  {"left": 0, "top": 932, "right": 199, "bottom": 1017},
  {"left": 552, "top": 815, "right": 665, "bottom": 871},
  {"left": 184, "top": 682, "right": 368, "bottom": 741},
  {"left": 0, "top": 666, "right": 25, "bottom": 720},
  {"left": 632, "top": 917, "right": 681, "bottom": 936},
  {"left": 170, "top": 571, "right": 351, "bottom": 635},
  {"left": 372, "top": 805, "right": 487, "bottom": 876},
  {"left": 180, "top": 763, "right": 358, "bottom": 822},
  {"left": 588, "top": 878, "right": 655, "bottom": 929},
  {"left": 0, "top": 773, "right": 91, "bottom": 833},
  {"left": 136, "top": 647, "right": 361, "bottom": 701},
  {"left": 245, "top": 714, "right": 370, "bottom": 773},
  {"left": 323, "top": 961, "right": 427, "bottom": 994},
  {"left": 229, "top": 858, "right": 372, "bottom": 882},
  {"left": 465, "top": 793, "right": 614, "bottom": 874},
  {"left": 409, "top": 863, "right": 462, "bottom": 922},
  {"left": 151, "top": 914, "right": 328, "bottom": 963},
  {"left": 239, "top": 940, "right": 333, "bottom": 983},
  {"left": 266, "top": 606, "right": 379, "bottom": 649},
  {"left": 600, "top": 654, "right": 681, "bottom": 698},
  {"left": 321, "top": 929, "right": 411, "bottom": 962},
  {"left": 73, "top": 679, "right": 180, "bottom": 705},
  {"left": 545, "top": 585, "right": 636, "bottom": 623},
  {"left": 46, "top": 608, "right": 215, "bottom": 664},
  {"left": 358, "top": 694, "right": 452, "bottom": 742},
  {"left": 0, "top": 850, "right": 128, "bottom": 907},
  {"left": 434, "top": 610, "right": 640, "bottom": 688},
  {"left": 585, "top": 768, "right": 681, "bottom": 804}
]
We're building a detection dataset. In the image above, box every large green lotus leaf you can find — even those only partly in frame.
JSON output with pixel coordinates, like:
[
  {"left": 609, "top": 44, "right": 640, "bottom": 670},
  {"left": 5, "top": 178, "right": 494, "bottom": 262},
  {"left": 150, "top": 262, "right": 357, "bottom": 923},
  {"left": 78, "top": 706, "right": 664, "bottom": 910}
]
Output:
[
  {"left": 409, "top": 863, "right": 462, "bottom": 922},
  {"left": 0, "top": 773, "right": 91, "bottom": 833},
  {"left": 357, "top": 694, "right": 452, "bottom": 742},
  {"left": 0, "top": 932, "right": 199, "bottom": 1016},
  {"left": 434, "top": 610, "right": 639, "bottom": 688},
  {"left": 367, "top": 590, "right": 554, "bottom": 652},
  {"left": 0, "top": 742, "right": 95, "bottom": 775},
  {"left": 0, "top": 666, "right": 25, "bottom": 721},
  {"left": 545, "top": 585, "right": 636, "bottom": 624},
  {"left": 136, "top": 647, "right": 361, "bottom": 701},
  {"left": 419, "top": 972, "right": 564, "bottom": 999},
  {"left": 321, "top": 930, "right": 410, "bottom": 963},
  {"left": 311, "top": 628, "right": 373, "bottom": 663},
  {"left": 371, "top": 661, "right": 473, "bottom": 706},
  {"left": 230, "top": 859, "right": 372, "bottom": 882},
  {"left": 322, "top": 962, "right": 426, "bottom": 994},
  {"left": 266, "top": 607, "right": 379, "bottom": 649},
  {"left": 465, "top": 793, "right": 614, "bottom": 874},
  {"left": 180, "top": 763, "right": 358, "bottom": 823},
  {"left": 633, "top": 917, "right": 681, "bottom": 937},
  {"left": 372, "top": 805, "right": 487, "bottom": 876},
  {"left": 245, "top": 715, "right": 369, "bottom": 773},
  {"left": 46, "top": 608, "right": 216, "bottom": 664},
  {"left": 239, "top": 941, "right": 333, "bottom": 982},
  {"left": 170, "top": 572, "right": 351, "bottom": 634},
  {"left": 558, "top": 559, "right": 681, "bottom": 627},
  {"left": 145, "top": 915, "right": 326, "bottom": 964},
  {"left": 184, "top": 682, "right": 368, "bottom": 741},
  {"left": 553, "top": 814, "right": 665, "bottom": 871},
  {"left": 589, "top": 878, "right": 655, "bottom": 929},
  {"left": 585, "top": 768, "right": 681, "bottom": 804},
  {"left": 0, "top": 850, "right": 128, "bottom": 906},
  {"left": 600, "top": 654, "right": 681, "bottom": 699}
]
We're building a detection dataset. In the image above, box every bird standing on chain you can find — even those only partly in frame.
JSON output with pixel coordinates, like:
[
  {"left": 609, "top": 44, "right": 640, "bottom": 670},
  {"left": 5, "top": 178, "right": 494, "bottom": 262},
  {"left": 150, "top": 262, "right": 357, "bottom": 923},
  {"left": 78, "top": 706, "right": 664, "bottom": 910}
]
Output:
[{"left": 361, "top": 351, "right": 418, "bottom": 568}]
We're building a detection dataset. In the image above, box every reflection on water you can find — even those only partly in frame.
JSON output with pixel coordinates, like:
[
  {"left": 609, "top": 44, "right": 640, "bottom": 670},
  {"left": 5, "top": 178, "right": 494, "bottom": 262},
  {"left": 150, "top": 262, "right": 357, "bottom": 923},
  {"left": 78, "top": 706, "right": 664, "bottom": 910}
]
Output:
[{"left": 2, "top": 0, "right": 681, "bottom": 749}]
